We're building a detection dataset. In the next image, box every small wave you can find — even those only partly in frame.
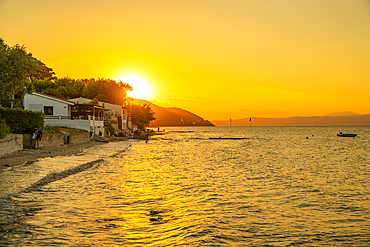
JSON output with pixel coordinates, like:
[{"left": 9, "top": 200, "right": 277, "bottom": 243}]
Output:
[
  {"left": 21, "top": 158, "right": 105, "bottom": 193},
  {"left": 0, "top": 144, "right": 131, "bottom": 200},
  {"left": 0, "top": 144, "right": 131, "bottom": 228},
  {"left": 20, "top": 145, "right": 131, "bottom": 194}
]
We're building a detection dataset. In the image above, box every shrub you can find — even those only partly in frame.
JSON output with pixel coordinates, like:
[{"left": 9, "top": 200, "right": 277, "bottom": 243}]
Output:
[
  {"left": 0, "top": 106, "right": 44, "bottom": 134},
  {"left": 117, "top": 131, "right": 126, "bottom": 137},
  {"left": 107, "top": 126, "right": 115, "bottom": 136},
  {"left": 59, "top": 127, "right": 88, "bottom": 133},
  {"left": 43, "top": 126, "right": 88, "bottom": 134},
  {"left": 43, "top": 126, "right": 61, "bottom": 134},
  {"left": 0, "top": 119, "right": 10, "bottom": 139}
]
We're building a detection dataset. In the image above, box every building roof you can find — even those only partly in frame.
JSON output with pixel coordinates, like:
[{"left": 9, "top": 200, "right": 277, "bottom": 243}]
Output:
[
  {"left": 69, "top": 97, "right": 125, "bottom": 108},
  {"left": 32, "top": 91, "right": 75, "bottom": 105},
  {"left": 72, "top": 103, "right": 104, "bottom": 109}
]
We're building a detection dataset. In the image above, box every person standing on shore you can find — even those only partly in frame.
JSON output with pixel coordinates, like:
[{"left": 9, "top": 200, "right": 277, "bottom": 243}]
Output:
[
  {"left": 31, "top": 126, "right": 42, "bottom": 149},
  {"left": 145, "top": 129, "right": 150, "bottom": 143}
]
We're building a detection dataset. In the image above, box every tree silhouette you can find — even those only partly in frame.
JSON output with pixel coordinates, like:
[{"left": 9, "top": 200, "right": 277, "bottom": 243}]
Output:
[{"left": 131, "top": 104, "right": 156, "bottom": 129}]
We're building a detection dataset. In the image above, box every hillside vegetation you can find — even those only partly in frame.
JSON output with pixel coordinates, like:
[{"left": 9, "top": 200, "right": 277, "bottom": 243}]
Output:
[{"left": 133, "top": 99, "right": 214, "bottom": 127}]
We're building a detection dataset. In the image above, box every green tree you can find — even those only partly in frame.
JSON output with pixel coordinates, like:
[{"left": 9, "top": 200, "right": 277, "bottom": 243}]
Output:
[
  {"left": 83, "top": 78, "right": 132, "bottom": 105},
  {"left": 35, "top": 77, "right": 132, "bottom": 103},
  {"left": 34, "top": 79, "right": 62, "bottom": 98},
  {"left": 0, "top": 38, "right": 39, "bottom": 107},
  {"left": 29, "top": 59, "right": 57, "bottom": 81},
  {"left": 55, "top": 77, "right": 85, "bottom": 99},
  {"left": 88, "top": 98, "right": 100, "bottom": 105},
  {"left": 35, "top": 77, "right": 86, "bottom": 99},
  {"left": 131, "top": 104, "right": 156, "bottom": 129}
]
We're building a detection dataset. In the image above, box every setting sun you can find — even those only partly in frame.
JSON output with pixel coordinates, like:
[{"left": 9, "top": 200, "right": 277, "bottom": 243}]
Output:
[{"left": 120, "top": 75, "right": 152, "bottom": 100}]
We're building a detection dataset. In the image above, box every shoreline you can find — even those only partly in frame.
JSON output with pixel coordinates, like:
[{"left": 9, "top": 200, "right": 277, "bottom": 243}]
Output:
[{"left": 0, "top": 140, "right": 108, "bottom": 173}]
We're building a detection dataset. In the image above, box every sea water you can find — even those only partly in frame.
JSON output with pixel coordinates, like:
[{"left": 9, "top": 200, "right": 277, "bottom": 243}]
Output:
[{"left": 1, "top": 126, "right": 369, "bottom": 246}]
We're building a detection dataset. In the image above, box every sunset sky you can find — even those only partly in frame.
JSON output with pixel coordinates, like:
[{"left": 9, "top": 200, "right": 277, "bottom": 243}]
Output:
[{"left": 1, "top": 0, "right": 369, "bottom": 120}]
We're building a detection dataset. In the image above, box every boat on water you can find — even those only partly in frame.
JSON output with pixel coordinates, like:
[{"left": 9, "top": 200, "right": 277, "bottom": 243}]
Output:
[
  {"left": 337, "top": 132, "right": 357, "bottom": 137},
  {"left": 209, "top": 118, "right": 249, "bottom": 140},
  {"left": 152, "top": 131, "right": 167, "bottom": 135}
]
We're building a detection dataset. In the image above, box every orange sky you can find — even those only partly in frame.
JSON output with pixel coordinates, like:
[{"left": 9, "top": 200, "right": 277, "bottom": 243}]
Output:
[{"left": 1, "top": 0, "right": 369, "bottom": 120}]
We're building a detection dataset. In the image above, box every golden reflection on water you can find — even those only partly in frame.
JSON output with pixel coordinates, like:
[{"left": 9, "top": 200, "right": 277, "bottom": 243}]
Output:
[
  {"left": 1, "top": 127, "right": 370, "bottom": 246},
  {"left": 65, "top": 142, "right": 214, "bottom": 245}
]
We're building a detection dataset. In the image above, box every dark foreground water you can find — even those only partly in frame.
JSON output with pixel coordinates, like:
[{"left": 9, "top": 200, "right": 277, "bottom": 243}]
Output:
[{"left": 1, "top": 126, "right": 370, "bottom": 246}]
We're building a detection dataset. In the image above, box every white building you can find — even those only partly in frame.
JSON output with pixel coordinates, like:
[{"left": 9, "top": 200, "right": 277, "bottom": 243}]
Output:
[
  {"left": 23, "top": 92, "right": 105, "bottom": 136},
  {"left": 23, "top": 91, "right": 74, "bottom": 116},
  {"left": 102, "top": 102, "right": 129, "bottom": 132},
  {"left": 69, "top": 97, "right": 129, "bottom": 132}
]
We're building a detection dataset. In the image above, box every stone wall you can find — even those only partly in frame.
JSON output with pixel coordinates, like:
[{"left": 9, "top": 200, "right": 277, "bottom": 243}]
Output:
[
  {"left": 0, "top": 134, "right": 23, "bottom": 156},
  {"left": 23, "top": 133, "right": 64, "bottom": 149},
  {"left": 70, "top": 132, "right": 90, "bottom": 144},
  {"left": 0, "top": 132, "right": 92, "bottom": 157},
  {"left": 23, "top": 132, "right": 91, "bottom": 149}
]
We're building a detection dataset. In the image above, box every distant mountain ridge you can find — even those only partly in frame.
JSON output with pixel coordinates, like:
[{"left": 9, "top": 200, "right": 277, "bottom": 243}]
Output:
[
  {"left": 129, "top": 100, "right": 369, "bottom": 127},
  {"left": 132, "top": 99, "right": 214, "bottom": 127},
  {"left": 323, "top": 111, "right": 359, "bottom": 116},
  {"left": 212, "top": 114, "right": 370, "bottom": 127}
]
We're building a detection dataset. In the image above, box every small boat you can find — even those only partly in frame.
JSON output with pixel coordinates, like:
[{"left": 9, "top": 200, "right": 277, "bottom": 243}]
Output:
[
  {"left": 337, "top": 132, "right": 357, "bottom": 137},
  {"left": 209, "top": 118, "right": 249, "bottom": 140},
  {"left": 152, "top": 131, "right": 167, "bottom": 135}
]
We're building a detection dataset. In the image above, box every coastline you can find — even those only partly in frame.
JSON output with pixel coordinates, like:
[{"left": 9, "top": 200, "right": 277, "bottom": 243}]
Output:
[{"left": 0, "top": 140, "right": 108, "bottom": 173}]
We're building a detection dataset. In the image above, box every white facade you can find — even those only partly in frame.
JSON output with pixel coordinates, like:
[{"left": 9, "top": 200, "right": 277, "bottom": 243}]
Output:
[
  {"left": 45, "top": 115, "right": 104, "bottom": 136},
  {"left": 70, "top": 97, "right": 129, "bottom": 131},
  {"left": 23, "top": 92, "right": 105, "bottom": 136},
  {"left": 24, "top": 92, "right": 74, "bottom": 116},
  {"left": 102, "top": 102, "right": 128, "bottom": 131}
]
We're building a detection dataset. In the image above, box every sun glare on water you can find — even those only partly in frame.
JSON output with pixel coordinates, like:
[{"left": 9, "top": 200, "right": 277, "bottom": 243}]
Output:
[{"left": 120, "top": 75, "right": 152, "bottom": 100}]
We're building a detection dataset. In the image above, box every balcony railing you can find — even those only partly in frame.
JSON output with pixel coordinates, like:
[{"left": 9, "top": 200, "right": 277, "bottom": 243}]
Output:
[
  {"left": 104, "top": 120, "right": 112, "bottom": 126},
  {"left": 45, "top": 115, "right": 104, "bottom": 121}
]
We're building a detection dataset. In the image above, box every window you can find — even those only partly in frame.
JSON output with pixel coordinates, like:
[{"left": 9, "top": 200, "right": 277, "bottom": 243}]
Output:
[{"left": 44, "top": 106, "right": 54, "bottom": 115}]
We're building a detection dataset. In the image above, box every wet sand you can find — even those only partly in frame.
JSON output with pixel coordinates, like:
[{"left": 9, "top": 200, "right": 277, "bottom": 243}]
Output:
[{"left": 0, "top": 141, "right": 107, "bottom": 173}]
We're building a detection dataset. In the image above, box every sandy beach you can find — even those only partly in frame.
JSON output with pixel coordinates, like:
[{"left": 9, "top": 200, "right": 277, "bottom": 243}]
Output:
[{"left": 0, "top": 141, "right": 108, "bottom": 173}]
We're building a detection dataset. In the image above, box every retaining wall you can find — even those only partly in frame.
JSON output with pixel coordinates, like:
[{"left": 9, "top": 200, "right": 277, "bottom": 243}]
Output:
[
  {"left": 23, "top": 132, "right": 91, "bottom": 148},
  {"left": 23, "top": 133, "right": 65, "bottom": 149},
  {"left": 70, "top": 132, "right": 90, "bottom": 144},
  {"left": 0, "top": 134, "right": 23, "bottom": 156},
  {"left": 0, "top": 132, "right": 91, "bottom": 157}
]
